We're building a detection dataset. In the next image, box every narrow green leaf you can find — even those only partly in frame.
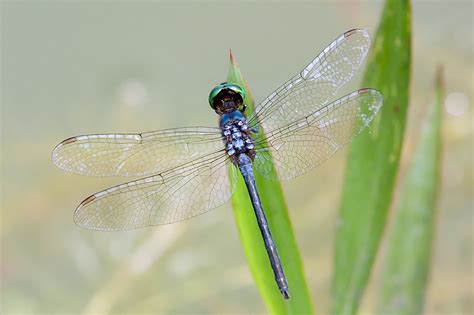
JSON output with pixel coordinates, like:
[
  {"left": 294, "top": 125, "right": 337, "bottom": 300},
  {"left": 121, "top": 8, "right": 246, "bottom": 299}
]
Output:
[
  {"left": 332, "top": 0, "right": 412, "bottom": 314},
  {"left": 227, "top": 51, "right": 314, "bottom": 314},
  {"left": 376, "top": 68, "right": 443, "bottom": 314}
]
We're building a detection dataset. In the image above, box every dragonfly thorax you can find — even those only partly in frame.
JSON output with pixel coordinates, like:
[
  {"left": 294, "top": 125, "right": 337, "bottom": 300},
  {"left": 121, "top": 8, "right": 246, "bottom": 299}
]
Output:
[{"left": 220, "top": 110, "right": 255, "bottom": 163}]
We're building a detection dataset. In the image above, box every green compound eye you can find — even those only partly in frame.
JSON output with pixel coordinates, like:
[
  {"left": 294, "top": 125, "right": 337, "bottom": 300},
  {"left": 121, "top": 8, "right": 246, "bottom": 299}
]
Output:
[{"left": 208, "top": 83, "right": 246, "bottom": 110}]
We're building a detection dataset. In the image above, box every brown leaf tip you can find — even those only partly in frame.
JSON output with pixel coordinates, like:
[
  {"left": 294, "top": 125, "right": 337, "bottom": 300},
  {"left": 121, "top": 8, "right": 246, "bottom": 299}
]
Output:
[{"left": 229, "top": 48, "right": 235, "bottom": 64}]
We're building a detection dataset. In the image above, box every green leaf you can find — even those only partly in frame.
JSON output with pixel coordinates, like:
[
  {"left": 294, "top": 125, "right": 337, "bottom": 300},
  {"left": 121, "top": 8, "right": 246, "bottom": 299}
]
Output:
[
  {"left": 376, "top": 68, "right": 443, "bottom": 314},
  {"left": 227, "top": 51, "right": 314, "bottom": 314},
  {"left": 332, "top": 0, "right": 412, "bottom": 314}
]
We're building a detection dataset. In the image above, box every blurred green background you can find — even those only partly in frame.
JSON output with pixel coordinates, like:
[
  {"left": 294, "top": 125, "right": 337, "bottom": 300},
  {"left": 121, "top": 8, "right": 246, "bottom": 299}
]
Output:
[{"left": 1, "top": 1, "right": 472, "bottom": 314}]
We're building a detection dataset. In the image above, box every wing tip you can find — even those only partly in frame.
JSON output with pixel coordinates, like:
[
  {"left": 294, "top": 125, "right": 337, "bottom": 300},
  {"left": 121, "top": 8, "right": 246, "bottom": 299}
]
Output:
[
  {"left": 73, "top": 195, "right": 113, "bottom": 231},
  {"left": 357, "top": 88, "right": 384, "bottom": 115},
  {"left": 51, "top": 136, "right": 78, "bottom": 164},
  {"left": 73, "top": 195, "right": 95, "bottom": 226},
  {"left": 73, "top": 201, "right": 148, "bottom": 232},
  {"left": 344, "top": 29, "right": 371, "bottom": 47},
  {"left": 344, "top": 28, "right": 370, "bottom": 38},
  {"left": 360, "top": 87, "right": 383, "bottom": 103}
]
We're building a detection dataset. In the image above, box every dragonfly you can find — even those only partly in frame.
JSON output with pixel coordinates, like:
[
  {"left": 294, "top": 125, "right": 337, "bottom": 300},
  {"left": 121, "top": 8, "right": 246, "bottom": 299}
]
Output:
[{"left": 52, "top": 29, "right": 382, "bottom": 300}]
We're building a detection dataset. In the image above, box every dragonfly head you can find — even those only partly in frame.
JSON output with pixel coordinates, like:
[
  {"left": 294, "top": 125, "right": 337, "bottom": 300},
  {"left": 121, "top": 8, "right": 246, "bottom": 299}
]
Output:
[{"left": 209, "top": 83, "right": 246, "bottom": 114}]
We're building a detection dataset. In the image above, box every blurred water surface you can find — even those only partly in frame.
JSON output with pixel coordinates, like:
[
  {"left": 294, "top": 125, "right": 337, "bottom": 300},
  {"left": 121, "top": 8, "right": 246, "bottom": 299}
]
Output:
[{"left": 1, "top": 1, "right": 472, "bottom": 314}]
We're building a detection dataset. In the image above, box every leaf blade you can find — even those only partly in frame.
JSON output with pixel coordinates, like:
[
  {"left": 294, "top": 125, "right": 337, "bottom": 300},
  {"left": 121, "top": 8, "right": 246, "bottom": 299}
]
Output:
[
  {"left": 376, "top": 68, "right": 443, "bottom": 314},
  {"left": 332, "top": 0, "right": 412, "bottom": 313}
]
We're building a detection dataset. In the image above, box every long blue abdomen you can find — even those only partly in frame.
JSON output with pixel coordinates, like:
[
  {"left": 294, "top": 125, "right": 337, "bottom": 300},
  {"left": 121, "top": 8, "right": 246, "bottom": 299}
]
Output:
[{"left": 237, "top": 153, "right": 289, "bottom": 299}]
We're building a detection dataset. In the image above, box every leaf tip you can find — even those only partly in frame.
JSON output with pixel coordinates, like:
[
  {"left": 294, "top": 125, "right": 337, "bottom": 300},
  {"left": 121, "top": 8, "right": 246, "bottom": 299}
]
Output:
[{"left": 229, "top": 49, "right": 239, "bottom": 67}]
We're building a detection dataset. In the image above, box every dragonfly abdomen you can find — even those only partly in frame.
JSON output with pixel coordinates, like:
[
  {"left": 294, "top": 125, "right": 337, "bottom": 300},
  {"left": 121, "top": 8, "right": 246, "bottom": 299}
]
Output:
[{"left": 237, "top": 153, "right": 290, "bottom": 299}]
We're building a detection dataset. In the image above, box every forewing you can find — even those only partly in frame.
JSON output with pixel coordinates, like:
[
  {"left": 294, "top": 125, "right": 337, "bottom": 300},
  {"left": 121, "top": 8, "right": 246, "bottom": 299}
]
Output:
[
  {"left": 74, "top": 151, "right": 238, "bottom": 230},
  {"left": 52, "top": 127, "right": 223, "bottom": 177},
  {"left": 253, "top": 89, "right": 382, "bottom": 180},
  {"left": 250, "top": 29, "right": 371, "bottom": 131}
]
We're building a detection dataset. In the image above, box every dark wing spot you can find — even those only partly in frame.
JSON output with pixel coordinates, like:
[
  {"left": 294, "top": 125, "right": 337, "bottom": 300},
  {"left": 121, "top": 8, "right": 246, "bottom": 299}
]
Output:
[
  {"left": 344, "top": 29, "right": 358, "bottom": 37},
  {"left": 61, "top": 137, "right": 78, "bottom": 145},
  {"left": 80, "top": 195, "right": 97, "bottom": 207}
]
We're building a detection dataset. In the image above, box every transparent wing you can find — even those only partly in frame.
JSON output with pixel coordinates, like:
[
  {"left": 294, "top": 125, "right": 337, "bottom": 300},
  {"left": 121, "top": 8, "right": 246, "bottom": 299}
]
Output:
[
  {"left": 249, "top": 29, "right": 371, "bottom": 132},
  {"left": 253, "top": 89, "right": 382, "bottom": 180},
  {"left": 52, "top": 127, "right": 223, "bottom": 177},
  {"left": 74, "top": 151, "right": 238, "bottom": 230}
]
